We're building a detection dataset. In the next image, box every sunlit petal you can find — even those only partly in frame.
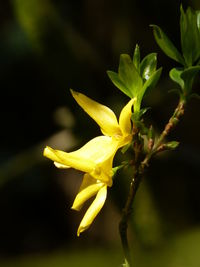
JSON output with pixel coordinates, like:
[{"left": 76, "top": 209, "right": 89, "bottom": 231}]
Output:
[
  {"left": 77, "top": 185, "right": 107, "bottom": 236},
  {"left": 78, "top": 174, "right": 97, "bottom": 191},
  {"left": 71, "top": 90, "right": 121, "bottom": 136},
  {"left": 72, "top": 174, "right": 104, "bottom": 211},
  {"left": 44, "top": 136, "right": 118, "bottom": 181},
  {"left": 43, "top": 146, "right": 94, "bottom": 173},
  {"left": 119, "top": 98, "right": 135, "bottom": 135},
  {"left": 69, "top": 136, "right": 119, "bottom": 163}
]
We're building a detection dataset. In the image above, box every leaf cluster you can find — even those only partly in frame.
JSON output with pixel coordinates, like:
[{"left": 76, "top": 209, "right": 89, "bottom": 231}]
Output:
[
  {"left": 151, "top": 6, "right": 200, "bottom": 98},
  {"left": 107, "top": 45, "right": 162, "bottom": 114}
]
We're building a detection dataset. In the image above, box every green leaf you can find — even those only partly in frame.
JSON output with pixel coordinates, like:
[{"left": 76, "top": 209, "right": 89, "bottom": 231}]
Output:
[
  {"left": 169, "top": 68, "right": 184, "bottom": 89},
  {"left": 142, "top": 67, "right": 162, "bottom": 96},
  {"left": 135, "top": 67, "right": 162, "bottom": 112},
  {"left": 170, "top": 66, "right": 200, "bottom": 94},
  {"left": 118, "top": 54, "right": 143, "bottom": 97},
  {"left": 181, "top": 65, "right": 200, "bottom": 92},
  {"left": 151, "top": 25, "right": 185, "bottom": 65},
  {"left": 107, "top": 71, "right": 132, "bottom": 98},
  {"left": 140, "top": 53, "right": 157, "bottom": 80},
  {"left": 180, "top": 6, "right": 200, "bottom": 66},
  {"left": 133, "top": 44, "right": 140, "bottom": 72}
]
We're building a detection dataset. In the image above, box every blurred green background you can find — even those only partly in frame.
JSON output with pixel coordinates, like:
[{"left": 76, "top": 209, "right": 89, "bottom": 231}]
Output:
[{"left": 0, "top": 0, "right": 200, "bottom": 266}]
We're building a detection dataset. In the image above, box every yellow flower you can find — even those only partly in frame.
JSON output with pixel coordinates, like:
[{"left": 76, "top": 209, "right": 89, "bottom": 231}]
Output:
[
  {"left": 44, "top": 136, "right": 118, "bottom": 186},
  {"left": 43, "top": 91, "right": 135, "bottom": 235},
  {"left": 44, "top": 136, "right": 117, "bottom": 236}
]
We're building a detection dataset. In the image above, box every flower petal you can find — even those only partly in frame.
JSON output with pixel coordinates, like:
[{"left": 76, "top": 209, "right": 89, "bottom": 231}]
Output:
[
  {"left": 43, "top": 146, "right": 94, "bottom": 173},
  {"left": 44, "top": 136, "right": 118, "bottom": 181},
  {"left": 71, "top": 90, "right": 121, "bottom": 136},
  {"left": 72, "top": 174, "right": 104, "bottom": 211},
  {"left": 69, "top": 136, "right": 118, "bottom": 163},
  {"left": 119, "top": 98, "right": 135, "bottom": 135},
  {"left": 92, "top": 155, "right": 114, "bottom": 186},
  {"left": 77, "top": 185, "right": 107, "bottom": 236}
]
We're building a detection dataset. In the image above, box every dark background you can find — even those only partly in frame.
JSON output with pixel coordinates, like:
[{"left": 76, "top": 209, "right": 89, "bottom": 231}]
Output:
[{"left": 0, "top": 0, "right": 200, "bottom": 266}]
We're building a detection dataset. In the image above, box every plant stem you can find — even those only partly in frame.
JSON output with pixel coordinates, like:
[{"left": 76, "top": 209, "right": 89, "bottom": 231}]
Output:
[
  {"left": 119, "top": 97, "right": 186, "bottom": 266},
  {"left": 119, "top": 134, "right": 143, "bottom": 266},
  {"left": 154, "top": 99, "right": 186, "bottom": 151},
  {"left": 142, "top": 98, "right": 186, "bottom": 167},
  {"left": 119, "top": 171, "right": 141, "bottom": 266}
]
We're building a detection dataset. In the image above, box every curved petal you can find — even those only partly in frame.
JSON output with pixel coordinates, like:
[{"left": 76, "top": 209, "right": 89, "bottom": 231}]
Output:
[
  {"left": 119, "top": 98, "right": 135, "bottom": 136},
  {"left": 77, "top": 185, "right": 107, "bottom": 236},
  {"left": 69, "top": 136, "right": 119, "bottom": 163},
  {"left": 44, "top": 136, "right": 118, "bottom": 180},
  {"left": 43, "top": 146, "right": 94, "bottom": 173},
  {"left": 72, "top": 174, "right": 104, "bottom": 211},
  {"left": 71, "top": 90, "right": 121, "bottom": 136}
]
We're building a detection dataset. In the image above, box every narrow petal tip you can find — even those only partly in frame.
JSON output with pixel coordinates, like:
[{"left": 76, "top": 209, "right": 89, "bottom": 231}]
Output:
[
  {"left": 43, "top": 146, "right": 50, "bottom": 157},
  {"left": 71, "top": 204, "right": 80, "bottom": 211},
  {"left": 77, "top": 226, "right": 87, "bottom": 237},
  {"left": 70, "top": 89, "right": 78, "bottom": 97}
]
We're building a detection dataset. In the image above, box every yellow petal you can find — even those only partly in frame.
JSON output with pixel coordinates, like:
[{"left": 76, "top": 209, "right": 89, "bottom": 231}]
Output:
[
  {"left": 43, "top": 146, "right": 94, "bottom": 173},
  {"left": 119, "top": 98, "right": 135, "bottom": 136},
  {"left": 71, "top": 90, "right": 121, "bottom": 136},
  {"left": 69, "top": 136, "right": 118, "bottom": 164},
  {"left": 72, "top": 174, "right": 104, "bottom": 211},
  {"left": 77, "top": 185, "right": 107, "bottom": 236},
  {"left": 92, "top": 155, "right": 114, "bottom": 186},
  {"left": 44, "top": 136, "right": 118, "bottom": 181}
]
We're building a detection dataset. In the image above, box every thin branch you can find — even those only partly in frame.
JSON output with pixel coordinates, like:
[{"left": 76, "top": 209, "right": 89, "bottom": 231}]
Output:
[{"left": 119, "top": 97, "right": 187, "bottom": 266}]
